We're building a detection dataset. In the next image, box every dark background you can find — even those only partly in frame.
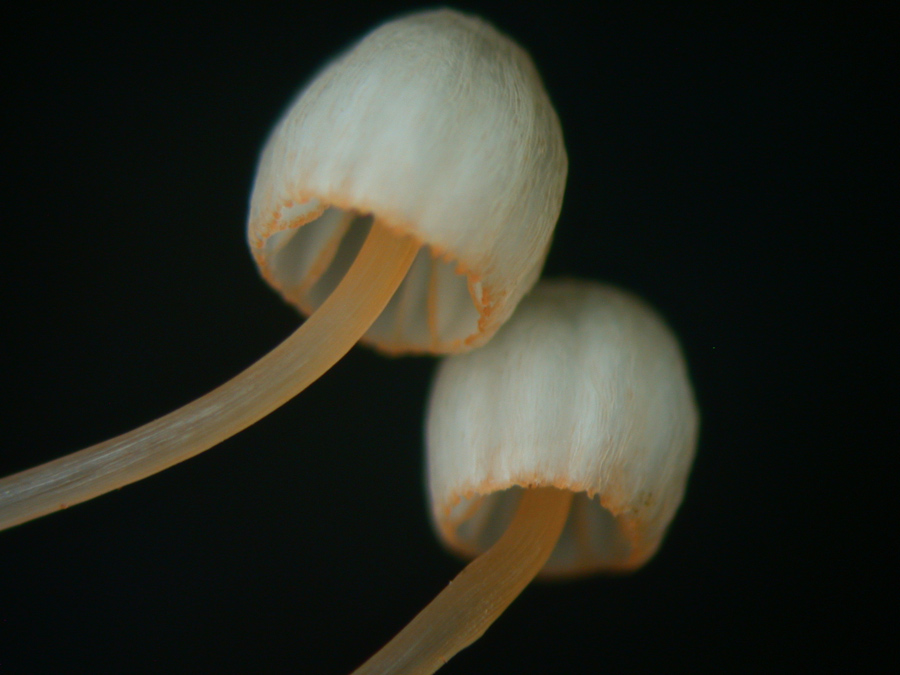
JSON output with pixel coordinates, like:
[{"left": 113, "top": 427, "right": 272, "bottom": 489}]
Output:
[{"left": 0, "top": 2, "right": 893, "bottom": 673}]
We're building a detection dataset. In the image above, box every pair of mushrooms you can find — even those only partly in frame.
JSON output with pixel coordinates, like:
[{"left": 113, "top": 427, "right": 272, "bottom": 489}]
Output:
[{"left": 0, "top": 10, "right": 698, "bottom": 674}]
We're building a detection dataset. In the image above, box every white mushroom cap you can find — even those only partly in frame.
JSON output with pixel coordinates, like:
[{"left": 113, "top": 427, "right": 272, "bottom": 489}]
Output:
[
  {"left": 426, "top": 280, "right": 699, "bottom": 575},
  {"left": 248, "top": 9, "right": 567, "bottom": 355}
]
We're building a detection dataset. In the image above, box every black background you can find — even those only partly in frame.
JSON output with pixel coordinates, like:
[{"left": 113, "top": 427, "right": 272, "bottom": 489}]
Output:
[{"left": 1, "top": 2, "right": 893, "bottom": 673}]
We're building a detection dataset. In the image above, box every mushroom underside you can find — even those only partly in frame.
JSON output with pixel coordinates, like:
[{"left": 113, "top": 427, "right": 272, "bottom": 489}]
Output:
[
  {"left": 261, "top": 204, "right": 481, "bottom": 354},
  {"left": 443, "top": 486, "right": 637, "bottom": 576}
]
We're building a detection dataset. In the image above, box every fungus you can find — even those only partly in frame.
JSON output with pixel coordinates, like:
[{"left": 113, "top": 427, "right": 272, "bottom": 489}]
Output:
[
  {"left": 0, "top": 10, "right": 567, "bottom": 530},
  {"left": 355, "top": 280, "right": 698, "bottom": 674}
]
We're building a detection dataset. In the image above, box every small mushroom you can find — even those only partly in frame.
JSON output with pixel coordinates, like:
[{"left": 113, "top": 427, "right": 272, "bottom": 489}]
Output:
[
  {"left": 0, "top": 10, "right": 566, "bottom": 530},
  {"left": 354, "top": 279, "right": 699, "bottom": 674}
]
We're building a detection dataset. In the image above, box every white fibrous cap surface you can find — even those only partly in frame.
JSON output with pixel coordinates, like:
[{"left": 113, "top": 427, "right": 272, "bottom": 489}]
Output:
[
  {"left": 247, "top": 9, "right": 567, "bottom": 354},
  {"left": 426, "top": 280, "right": 699, "bottom": 575}
]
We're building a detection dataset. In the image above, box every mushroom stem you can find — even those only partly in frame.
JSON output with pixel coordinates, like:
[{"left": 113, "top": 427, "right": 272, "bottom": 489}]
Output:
[
  {"left": 0, "top": 222, "right": 419, "bottom": 531},
  {"left": 353, "top": 487, "right": 573, "bottom": 675}
]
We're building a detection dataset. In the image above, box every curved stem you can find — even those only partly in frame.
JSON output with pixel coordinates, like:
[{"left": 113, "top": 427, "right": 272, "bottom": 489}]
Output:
[
  {"left": 353, "top": 488, "right": 573, "bottom": 675},
  {"left": 0, "top": 223, "right": 419, "bottom": 531}
]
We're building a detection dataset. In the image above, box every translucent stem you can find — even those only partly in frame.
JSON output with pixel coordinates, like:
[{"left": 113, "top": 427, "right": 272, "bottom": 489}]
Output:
[
  {"left": 0, "top": 223, "right": 419, "bottom": 531},
  {"left": 353, "top": 488, "right": 573, "bottom": 675}
]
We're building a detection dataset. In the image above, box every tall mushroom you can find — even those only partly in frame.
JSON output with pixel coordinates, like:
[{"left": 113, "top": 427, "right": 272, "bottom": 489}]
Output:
[
  {"left": 0, "top": 10, "right": 567, "bottom": 530},
  {"left": 354, "top": 279, "right": 699, "bottom": 674}
]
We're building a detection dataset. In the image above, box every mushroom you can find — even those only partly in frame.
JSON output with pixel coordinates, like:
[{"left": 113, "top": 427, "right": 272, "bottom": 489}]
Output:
[
  {"left": 0, "top": 10, "right": 567, "bottom": 530},
  {"left": 354, "top": 279, "right": 699, "bottom": 674}
]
